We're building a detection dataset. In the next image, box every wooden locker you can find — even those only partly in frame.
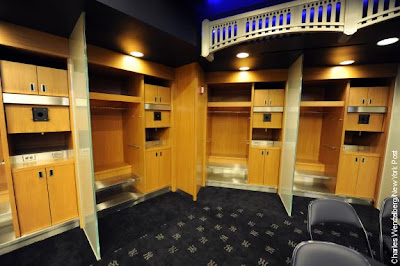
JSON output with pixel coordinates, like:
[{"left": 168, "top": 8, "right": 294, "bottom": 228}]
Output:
[
  {"left": 367, "top": 87, "right": 389, "bottom": 107},
  {"left": 254, "top": 90, "right": 269, "bottom": 106},
  {"left": 13, "top": 167, "right": 52, "bottom": 235},
  {"left": 356, "top": 156, "right": 380, "bottom": 198},
  {"left": 264, "top": 149, "right": 280, "bottom": 187},
  {"left": 0, "top": 61, "right": 38, "bottom": 95},
  {"left": 46, "top": 163, "right": 78, "bottom": 225},
  {"left": 158, "top": 86, "right": 171, "bottom": 105},
  {"left": 344, "top": 113, "right": 384, "bottom": 132},
  {"left": 145, "top": 110, "right": 171, "bottom": 128},
  {"left": 348, "top": 87, "right": 368, "bottom": 106},
  {"left": 37, "top": 66, "right": 69, "bottom": 97},
  {"left": 268, "top": 89, "right": 284, "bottom": 106},
  {"left": 336, "top": 154, "right": 360, "bottom": 196},
  {"left": 146, "top": 150, "right": 160, "bottom": 192},
  {"left": 145, "top": 84, "right": 158, "bottom": 104},
  {"left": 159, "top": 148, "right": 171, "bottom": 188},
  {"left": 248, "top": 148, "right": 265, "bottom": 185}
]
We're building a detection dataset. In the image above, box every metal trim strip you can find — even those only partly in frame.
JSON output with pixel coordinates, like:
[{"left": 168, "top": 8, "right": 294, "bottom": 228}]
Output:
[
  {"left": 3, "top": 93, "right": 70, "bottom": 106},
  {"left": 144, "top": 104, "right": 171, "bottom": 111},
  {"left": 253, "top": 106, "right": 284, "bottom": 113},
  {"left": 347, "top": 106, "right": 387, "bottom": 113}
]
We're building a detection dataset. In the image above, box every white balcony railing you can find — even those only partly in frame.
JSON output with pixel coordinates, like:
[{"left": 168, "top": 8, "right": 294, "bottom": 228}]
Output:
[{"left": 202, "top": 0, "right": 400, "bottom": 59}]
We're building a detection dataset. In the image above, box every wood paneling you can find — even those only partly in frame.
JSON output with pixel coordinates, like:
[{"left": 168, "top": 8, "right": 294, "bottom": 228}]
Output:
[
  {"left": 87, "top": 45, "right": 174, "bottom": 80},
  {"left": 145, "top": 110, "right": 171, "bottom": 128},
  {"left": 253, "top": 113, "right": 282, "bottom": 129},
  {"left": 5, "top": 105, "right": 71, "bottom": 134},
  {"left": 0, "top": 61, "right": 38, "bottom": 95},
  {"left": 37, "top": 66, "right": 69, "bottom": 97},
  {"left": 296, "top": 112, "right": 323, "bottom": 161},
  {"left": 13, "top": 167, "right": 52, "bottom": 235},
  {"left": 0, "top": 21, "right": 69, "bottom": 58},
  {"left": 46, "top": 162, "right": 78, "bottom": 225},
  {"left": 206, "top": 69, "right": 288, "bottom": 84},
  {"left": 356, "top": 156, "right": 380, "bottom": 198},
  {"left": 248, "top": 148, "right": 264, "bottom": 185},
  {"left": 268, "top": 89, "right": 285, "bottom": 107},
  {"left": 209, "top": 112, "right": 249, "bottom": 158},
  {"left": 303, "top": 64, "right": 398, "bottom": 81}
]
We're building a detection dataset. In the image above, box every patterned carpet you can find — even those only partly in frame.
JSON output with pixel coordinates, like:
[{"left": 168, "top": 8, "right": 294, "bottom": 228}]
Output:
[{"left": 0, "top": 187, "right": 382, "bottom": 265}]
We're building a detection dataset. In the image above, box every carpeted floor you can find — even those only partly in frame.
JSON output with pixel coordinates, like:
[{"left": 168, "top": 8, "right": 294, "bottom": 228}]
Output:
[{"left": 0, "top": 187, "right": 382, "bottom": 265}]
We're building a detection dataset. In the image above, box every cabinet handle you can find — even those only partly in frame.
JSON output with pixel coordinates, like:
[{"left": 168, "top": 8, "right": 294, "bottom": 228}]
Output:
[
  {"left": 261, "top": 151, "right": 264, "bottom": 155},
  {"left": 49, "top": 169, "right": 54, "bottom": 177},
  {"left": 269, "top": 100, "right": 272, "bottom": 105},
  {"left": 355, "top": 157, "right": 358, "bottom": 163},
  {"left": 267, "top": 151, "right": 270, "bottom": 156},
  {"left": 154, "top": 97, "right": 157, "bottom": 102},
  {"left": 362, "top": 99, "right": 365, "bottom": 105},
  {"left": 30, "top": 83, "right": 36, "bottom": 92},
  {"left": 160, "top": 151, "right": 163, "bottom": 156},
  {"left": 362, "top": 157, "right": 365, "bottom": 163},
  {"left": 41, "top": 84, "right": 46, "bottom": 93},
  {"left": 369, "top": 99, "right": 372, "bottom": 105},
  {"left": 156, "top": 152, "right": 158, "bottom": 157},
  {"left": 160, "top": 97, "right": 162, "bottom": 102},
  {"left": 38, "top": 171, "right": 43, "bottom": 178}
]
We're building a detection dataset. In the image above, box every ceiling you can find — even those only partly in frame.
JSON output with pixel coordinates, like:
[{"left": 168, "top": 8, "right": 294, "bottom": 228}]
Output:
[{"left": 0, "top": 0, "right": 399, "bottom": 71}]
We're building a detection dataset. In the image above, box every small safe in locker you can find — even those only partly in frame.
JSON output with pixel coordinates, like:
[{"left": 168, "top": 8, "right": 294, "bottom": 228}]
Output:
[
  {"left": 263, "top": 113, "right": 272, "bottom": 122},
  {"left": 154, "top": 111, "right": 162, "bottom": 121},
  {"left": 358, "top": 114, "right": 370, "bottom": 125},
  {"left": 32, "top": 107, "right": 49, "bottom": 122}
]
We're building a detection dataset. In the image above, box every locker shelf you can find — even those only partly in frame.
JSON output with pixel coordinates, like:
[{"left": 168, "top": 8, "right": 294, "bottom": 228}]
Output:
[
  {"left": 89, "top": 92, "right": 141, "bottom": 103},
  {"left": 94, "top": 173, "right": 137, "bottom": 193},
  {"left": 208, "top": 102, "right": 251, "bottom": 108},
  {"left": 300, "top": 101, "right": 344, "bottom": 107}
]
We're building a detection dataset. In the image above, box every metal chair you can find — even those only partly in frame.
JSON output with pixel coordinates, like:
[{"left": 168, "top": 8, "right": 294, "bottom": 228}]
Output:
[
  {"left": 307, "top": 198, "right": 374, "bottom": 259},
  {"left": 291, "top": 241, "right": 371, "bottom": 266},
  {"left": 379, "top": 197, "right": 398, "bottom": 263}
]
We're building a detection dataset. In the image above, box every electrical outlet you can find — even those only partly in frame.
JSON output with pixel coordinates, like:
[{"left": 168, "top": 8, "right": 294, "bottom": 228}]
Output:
[{"left": 22, "top": 154, "right": 36, "bottom": 162}]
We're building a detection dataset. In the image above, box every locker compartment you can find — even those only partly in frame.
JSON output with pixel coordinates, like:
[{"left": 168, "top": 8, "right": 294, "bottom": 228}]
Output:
[
  {"left": 253, "top": 113, "right": 282, "bottom": 128},
  {"left": 145, "top": 110, "right": 171, "bottom": 128}
]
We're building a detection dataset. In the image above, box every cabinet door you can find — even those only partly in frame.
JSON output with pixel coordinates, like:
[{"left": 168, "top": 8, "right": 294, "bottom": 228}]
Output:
[
  {"left": 37, "top": 66, "right": 69, "bottom": 97},
  {"left": 254, "top": 90, "right": 269, "bottom": 106},
  {"left": 159, "top": 149, "right": 171, "bottom": 188},
  {"left": 158, "top": 86, "right": 171, "bottom": 105},
  {"left": 145, "top": 110, "right": 171, "bottom": 128},
  {"left": 46, "top": 163, "right": 78, "bottom": 225},
  {"left": 253, "top": 113, "right": 282, "bottom": 129},
  {"left": 344, "top": 113, "right": 384, "bottom": 132},
  {"left": 264, "top": 149, "right": 280, "bottom": 187},
  {"left": 248, "top": 148, "right": 265, "bottom": 185},
  {"left": 367, "top": 87, "right": 389, "bottom": 107},
  {"left": 0, "top": 61, "right": 38, "bottom": 95},
  {"left": 13, "top": 168, "right": 52, "bottom": 235},
  {"left": 356, "top": 156, "right": 380, "bottom": 198},
  {"left": 336, "top": 154, "right": 360, "bottom": 196},
  {"left": 145, "top": 150, "right": 160, "bottom": 192},
  {"left": 144, "top": 84, "right": 158, "bottom": 104},
  {"left": 348, "top": 87, "right": 368, "bottom": 106},
  {"left": 268, "top": 89, "right": 284, "bottom": 106}
]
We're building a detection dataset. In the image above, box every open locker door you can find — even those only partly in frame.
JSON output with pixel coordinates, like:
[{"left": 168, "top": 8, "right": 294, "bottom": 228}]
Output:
[
  {"left": 69, "top": 13, "right": 101, "bottom": 260},
  {"left": 278, "top": 55, "right": 303, "bottom": 216}
]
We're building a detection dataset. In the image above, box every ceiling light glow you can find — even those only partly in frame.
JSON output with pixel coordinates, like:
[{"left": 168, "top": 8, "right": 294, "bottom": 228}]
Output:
[
  {"left": 130, "top": 51, "right": 144, "bottom": 58},
  {"left": 377, "top": 37, "right": 399, "bottom": 46},
  {"left": 339, "top": 60, "right": 355, "bottom": 65},
  {"left": 237, "top": 52, "right": 249, "bottom": 58},
  {"left": 239, "top": 66, "right": 250, "bottom": 71}
]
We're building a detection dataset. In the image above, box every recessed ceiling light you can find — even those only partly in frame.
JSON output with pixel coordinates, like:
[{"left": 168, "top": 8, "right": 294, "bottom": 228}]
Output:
[
  {"left": 239, "top": 66, "right": 250, "bottom": 71},
  {"left": 237, "top": 52, "right": 249, "bottom": 59},
  {"left": 339, "top": 60, "right": 355, "bottom": 65},
  {"left": 377, "top": 37, "right": 399, "bottom": 46},
  {"left": 130, "top": 51, "right": 144, "bottom": 58}
]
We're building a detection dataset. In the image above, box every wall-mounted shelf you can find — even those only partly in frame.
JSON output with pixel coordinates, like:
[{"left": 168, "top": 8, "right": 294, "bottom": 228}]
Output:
[
  {"left": 300, "top": 101, "right": 344, "bottom": 107},
  {"left": 94, "top": 162, "right": 132, "bottom": 181},
  {"left": 208, "top": 102, "right": 251, "bottom": 108},
  {"left": 89, "top": 92, "right": 141, "bottom": 103}
]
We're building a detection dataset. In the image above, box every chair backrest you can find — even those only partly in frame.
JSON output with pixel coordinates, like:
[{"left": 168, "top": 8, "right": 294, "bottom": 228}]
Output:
[
  {"left": 307, "top": 198, "right": 374, "bottom": 258},
  {"left": 291, "top": 241, "right": 371, "bottom": 266}
]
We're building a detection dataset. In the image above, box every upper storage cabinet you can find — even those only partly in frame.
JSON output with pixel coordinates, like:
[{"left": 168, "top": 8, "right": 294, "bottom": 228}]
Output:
[
  {"left": 348, "top": 86, "right": 389, "bottom": 107},
  {"left": 253, "top": 83, "right": 285, "bottom": 107},
  {"left": 0, "top": 61, "right": 68, "bottom": 97},
  {"left": 144, "top": 84, "right": 171, "bottom": 105}
]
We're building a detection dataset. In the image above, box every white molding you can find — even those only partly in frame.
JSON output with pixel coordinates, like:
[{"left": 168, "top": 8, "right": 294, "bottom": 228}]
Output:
[{"left": 202, "top": 0, "right": 400, "bottom": 58}]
